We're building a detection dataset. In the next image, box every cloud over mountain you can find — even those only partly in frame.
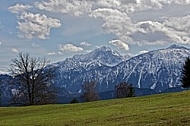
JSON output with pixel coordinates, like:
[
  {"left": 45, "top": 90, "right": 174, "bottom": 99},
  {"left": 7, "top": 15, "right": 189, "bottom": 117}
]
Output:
[
  {"left": 109, "top": 39, "right": 129, "bottom": 51},
  {"left": 2, "top": 0, "right": 190, "bottom": 75},
  {"left": 58, "top": 44, "right": 83, "bottom": 52},
  {"left": 33, "top": 0, "right": 190, "bottom": 46}
]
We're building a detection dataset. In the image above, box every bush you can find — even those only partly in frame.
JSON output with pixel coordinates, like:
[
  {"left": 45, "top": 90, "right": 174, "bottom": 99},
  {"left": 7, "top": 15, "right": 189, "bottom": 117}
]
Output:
[
  {"left": 115, "top": 82, "right": 135, "bottom": 98},
  {"left": 70, "top": 98, "right": 79, "bottom": 104}
]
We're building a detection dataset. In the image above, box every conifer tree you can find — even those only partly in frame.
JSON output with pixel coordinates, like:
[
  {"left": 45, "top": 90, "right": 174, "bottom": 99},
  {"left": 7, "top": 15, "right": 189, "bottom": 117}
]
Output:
[{"left": 181, "top": 57, "right": 190, "bottom": 89}]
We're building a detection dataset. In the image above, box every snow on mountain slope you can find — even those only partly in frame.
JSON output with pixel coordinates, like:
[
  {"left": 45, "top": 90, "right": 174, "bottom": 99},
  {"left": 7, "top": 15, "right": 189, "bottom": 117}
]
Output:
[
  {"left": 53, "top": 46, "right": 124, "bottom": 69},
  {"left": 52, "top": 44, "right": 190, "bottom": 93},
  {"left": 72, "top": 46, "right": 124, "bottom": 66},
  {"left": 112, "top": 44, "right": 190, "bottom": 91},
  {"left": 49, "top": 46, "right": 124, "bottom": 93},
  {"left": 1, "top": 44, "right": 189, "bottom": 99},
  {"left": 0, "top": 75, "right": 15, "bottom": 105}
]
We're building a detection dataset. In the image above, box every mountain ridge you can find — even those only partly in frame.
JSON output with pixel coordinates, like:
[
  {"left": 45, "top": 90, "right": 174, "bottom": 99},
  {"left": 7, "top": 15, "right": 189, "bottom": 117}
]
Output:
[
  {"left": 50, "top": 44, "right": 190, "bottom": 93},
  {"left": 0, "top": 44, "right": 189, "bottom": 105}
]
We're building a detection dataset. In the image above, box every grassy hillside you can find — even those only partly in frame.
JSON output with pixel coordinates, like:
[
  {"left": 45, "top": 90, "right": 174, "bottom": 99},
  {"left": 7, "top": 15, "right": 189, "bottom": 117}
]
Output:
[{"left": 1, "top": 91, "right": 190, "bottom": 126}]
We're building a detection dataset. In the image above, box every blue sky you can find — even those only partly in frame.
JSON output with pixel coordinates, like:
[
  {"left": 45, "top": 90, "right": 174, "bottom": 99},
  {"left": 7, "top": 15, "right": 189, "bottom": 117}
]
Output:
[{"left": 0, "top": 0, "right": 190, "bottom": 73}]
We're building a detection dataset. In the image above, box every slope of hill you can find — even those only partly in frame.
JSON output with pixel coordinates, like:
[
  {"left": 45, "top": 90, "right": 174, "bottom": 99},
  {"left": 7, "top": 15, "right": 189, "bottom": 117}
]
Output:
[
  {"left": 1, "top": 91, "right": 190, "bottom": 126},
  {"left": 51, "top": 44, "right": 190, "bottom": 93}
]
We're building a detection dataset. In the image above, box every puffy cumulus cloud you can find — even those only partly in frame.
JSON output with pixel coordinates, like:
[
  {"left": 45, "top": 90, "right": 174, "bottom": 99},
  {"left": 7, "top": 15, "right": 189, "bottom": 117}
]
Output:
[
  {"left": 109, "top": 39, "right": 129, "bottom": 51},
  {"left": 11, "top": 48, "right": 19, "bottom": 53},
  {"left": 34, "top": 0, "right": 164, "bottom": 15},
  {"left": 163, "top": 15, "right": 190, "bottom": 43},
  {"left": 17, "top": 12, "right": 61, "bottom": 39},
  {"left": 135, "top": 15, "right": 190, "bottom": 44},
  {"left": 93, "top": 0, "right": 190, "bottom": 45},
  {"left": 161, "top": 0, "right": 190, "bottom": 5},
  {"left": 95, "top": 12, "right": 190, "bottom": 45},
  {"left": 134, "top": 0, "right": 162, "bottom": 11},
  {"left": 34, "top": 0, "right": 140, "bottom": 17},
  {"left": 9, "top": 4, "right": 61, "bottom": 40},
  {"left": 58, "top": 44, "right": 83, "bottom": 52},
  {"left": 97, "top": 0, "right": 121, "bottom": 8},
  {"left": 17, "top": 0, "right": 190, "bottom": 44},
  {"left": 80, "top": 41, "right": 91, "bottom": 46},
  {"left": 90, "top": 8, "right": 135, "bottom": 42},
  {"left": 34, "top": 0, "right": 93, "bottom": 16},
  {"left": 134, "top": 0, "right": 190, "bottom": 10},
  {"left": 8, "top": 4, "right": 32, "bottom": 14}
]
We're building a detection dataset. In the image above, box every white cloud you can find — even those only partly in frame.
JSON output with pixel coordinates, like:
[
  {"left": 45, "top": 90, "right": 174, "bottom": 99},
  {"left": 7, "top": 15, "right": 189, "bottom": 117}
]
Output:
[
  {"left": 80, "top": 41, "right": 91, "bottom": 46},
  {"left": 34, "top": 0, "right": 93, "bottom": 16},
  {"left": 97, "top": 0, "right": 121, "bottom": 8},
  {"left": 58, "top": 51, "right": 63, "bottom": 55},
  {"left": 98, "top": 12, "right": 190, "bottom": 46},
  {"left": 90, "top": 8, "right": 135, "bottom": 42},
  {"left": 8, "top": 4, "right": 32, "bottom": 14},
  {"left": 109, "top": 39, "right": 129, "bottom": 51},
  {"left": 47, "top": 52, "right": 56, "bottom": 56},
  {"left": 32, "top": 43, "right": 40, "bottom": 47},
  {"left": 0, "top": 41, "right": 2, "bottom": 45},
  {"left": 139, "top": 50, "right": 148, "bottom": 55},
  {"left": 135, "top": 15, "right": 190, "bottom": 45},
  {"left": 17, "top": 12, "right": 61, "bottom": 39},
  {"left": 11, "top": 48, "right": 19, "bottom": 53},
  {"left": 163, "top": 15, "right": 190, "bottom": 43},
  {"left": 58, "top": 44, "right": 83, "bottom": 52},
  {"left": 90, "top": 1, "right": 190, "bottom": 45},
  {"left": 10, "top": 0, "right": 190, "bottom": 45}
]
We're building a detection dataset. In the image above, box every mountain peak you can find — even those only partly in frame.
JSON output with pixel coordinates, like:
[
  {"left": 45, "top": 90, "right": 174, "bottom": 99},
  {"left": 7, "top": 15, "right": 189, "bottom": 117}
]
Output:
[
  {"left": 67, "top": 46, "right": 123, "bottom": 67},
  {"left": 95, "top": 46, "right": 112, "bottom": 52},
  {"left": 91, "top": 46, "right": 121, "bottom": 57},
  {"left": 167, "top": 44, "right": 187, "bottom": 49}
]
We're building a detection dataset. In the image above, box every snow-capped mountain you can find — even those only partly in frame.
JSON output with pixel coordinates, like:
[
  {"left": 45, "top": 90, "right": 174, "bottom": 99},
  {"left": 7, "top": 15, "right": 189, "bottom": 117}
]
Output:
[
  {"left": 52, "top": 46, "right": 124, "bottom": 69},
  {"left": 0, "top": 74, "right": 15, "bottom": 105},
  {"left": 51, "top": 44, "right": 189, "bottom": 93},
  {"left": 1, "top": 44, "right": 189, "bottom": 103},
  {"left": 72, "top": 46, "right": 124, "bottom": 66},
  {"left": 49, "top": 46, "right": 124, "bottom": 93},
  {"left": 111, "top": 44, "right": 190, "bottom": 91}
]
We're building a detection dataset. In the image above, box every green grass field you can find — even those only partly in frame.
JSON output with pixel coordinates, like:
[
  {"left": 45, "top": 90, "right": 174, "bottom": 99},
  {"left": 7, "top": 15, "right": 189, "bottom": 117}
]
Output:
[{"left": 1, "top": 91, "right": 190, "bottom": 126}]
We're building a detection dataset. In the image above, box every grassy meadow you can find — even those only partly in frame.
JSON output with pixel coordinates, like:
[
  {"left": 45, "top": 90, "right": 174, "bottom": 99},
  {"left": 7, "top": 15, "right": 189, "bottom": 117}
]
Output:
[{"left": 1, "top": 91, "right": 190, "bottom": 126}]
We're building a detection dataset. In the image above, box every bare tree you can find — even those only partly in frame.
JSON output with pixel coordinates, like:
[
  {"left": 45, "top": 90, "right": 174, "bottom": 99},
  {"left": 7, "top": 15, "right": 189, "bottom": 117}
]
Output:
[
  {"left": 82, "top": 81, "right": 99, "bottom": 102},
  {"left": 115, "top": 82, "right": 135, "bottom": 98},
  {"left": 10, "top": 53, "right": 55, "bottom": 105}
]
